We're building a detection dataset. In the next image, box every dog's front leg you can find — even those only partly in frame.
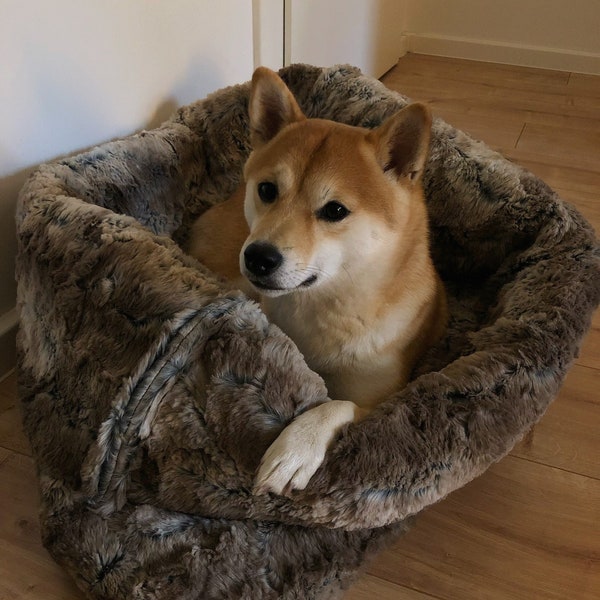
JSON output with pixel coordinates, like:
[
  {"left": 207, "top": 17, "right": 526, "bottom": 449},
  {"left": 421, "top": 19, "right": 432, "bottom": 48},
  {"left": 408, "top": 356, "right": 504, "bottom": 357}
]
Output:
[{"left": 254, "top": 400, "right": 365, "bottom": 496}]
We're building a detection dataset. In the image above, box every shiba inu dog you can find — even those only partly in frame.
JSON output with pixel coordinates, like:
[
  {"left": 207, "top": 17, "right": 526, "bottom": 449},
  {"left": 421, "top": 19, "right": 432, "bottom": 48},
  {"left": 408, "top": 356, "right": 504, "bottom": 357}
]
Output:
[{"left": 189, "top": 67, "right": 447, "bottom": 496}]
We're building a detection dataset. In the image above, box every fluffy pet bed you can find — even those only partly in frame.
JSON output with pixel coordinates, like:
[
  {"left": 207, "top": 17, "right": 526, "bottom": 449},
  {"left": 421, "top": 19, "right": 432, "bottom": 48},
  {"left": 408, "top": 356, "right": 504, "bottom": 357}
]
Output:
[{"left": 16, "top": 64, "right": 599, "bottom": 599}]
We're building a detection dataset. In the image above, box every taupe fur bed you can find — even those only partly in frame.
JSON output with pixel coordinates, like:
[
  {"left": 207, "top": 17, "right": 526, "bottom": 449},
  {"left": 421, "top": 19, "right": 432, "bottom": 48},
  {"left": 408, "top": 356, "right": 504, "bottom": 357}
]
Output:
[{"left": 16, "top": 64, "right": 599, "bottom": 599}]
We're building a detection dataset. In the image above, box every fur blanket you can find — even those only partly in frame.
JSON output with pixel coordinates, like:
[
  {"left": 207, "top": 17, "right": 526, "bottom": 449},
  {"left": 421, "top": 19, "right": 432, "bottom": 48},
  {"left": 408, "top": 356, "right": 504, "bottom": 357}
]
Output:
[{"left": 16, "top": 64, "right": 599, "bottom": 599}]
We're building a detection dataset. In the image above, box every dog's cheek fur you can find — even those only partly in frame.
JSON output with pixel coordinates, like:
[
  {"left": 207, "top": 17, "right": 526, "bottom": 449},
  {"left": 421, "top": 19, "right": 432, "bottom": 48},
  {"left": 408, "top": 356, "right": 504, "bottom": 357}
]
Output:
[
  {"left": 331, "top": 216, "right": 394, "bottom": 278},
  {"left": 310, "top": 236, "right": 346, "bottom": 284}
]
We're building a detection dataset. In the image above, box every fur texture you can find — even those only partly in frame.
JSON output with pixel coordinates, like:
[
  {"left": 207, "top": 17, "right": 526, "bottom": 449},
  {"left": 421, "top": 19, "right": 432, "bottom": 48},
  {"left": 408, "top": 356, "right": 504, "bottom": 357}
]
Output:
[{"left": 15, "top": 64, "right": 599, "bottom": 599}]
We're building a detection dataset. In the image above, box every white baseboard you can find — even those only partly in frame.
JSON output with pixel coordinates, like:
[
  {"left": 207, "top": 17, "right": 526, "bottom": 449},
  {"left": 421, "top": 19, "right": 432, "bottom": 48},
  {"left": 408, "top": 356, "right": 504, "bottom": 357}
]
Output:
[
  {"left": 402, "top": 33, "right": 600, "bottom": 75},
  {"left": 0, "top": 308, "right": 17, "bottom": 380},
  {"left": 398, "top": 34, "right": 411, "bottom": 60}
]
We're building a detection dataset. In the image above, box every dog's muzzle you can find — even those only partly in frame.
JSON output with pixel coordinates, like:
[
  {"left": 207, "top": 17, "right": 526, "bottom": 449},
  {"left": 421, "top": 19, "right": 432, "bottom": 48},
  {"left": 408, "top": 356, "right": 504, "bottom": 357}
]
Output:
[{"left": 243, "top": 241, "right": 318, "bottom": 292}]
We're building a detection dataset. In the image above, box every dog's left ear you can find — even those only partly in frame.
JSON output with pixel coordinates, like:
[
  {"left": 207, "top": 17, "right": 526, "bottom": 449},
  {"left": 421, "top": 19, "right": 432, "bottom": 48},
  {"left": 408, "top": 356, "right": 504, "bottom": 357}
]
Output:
[
  {"left": 369, "top": 103, "right": 432, "bottom": 184},
  {"left": 249, "top": 67, "right": 306, "bottom": 148}
]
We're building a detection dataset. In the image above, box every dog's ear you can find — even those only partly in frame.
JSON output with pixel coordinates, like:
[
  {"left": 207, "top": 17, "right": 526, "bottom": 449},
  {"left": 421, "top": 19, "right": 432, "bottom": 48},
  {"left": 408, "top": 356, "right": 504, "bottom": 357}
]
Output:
[
  {"left": 249, "top": 67, "right": 305, "bottom": 148},
  {"left": 369, "top": 103, "right": 432, "bottom": 184}
]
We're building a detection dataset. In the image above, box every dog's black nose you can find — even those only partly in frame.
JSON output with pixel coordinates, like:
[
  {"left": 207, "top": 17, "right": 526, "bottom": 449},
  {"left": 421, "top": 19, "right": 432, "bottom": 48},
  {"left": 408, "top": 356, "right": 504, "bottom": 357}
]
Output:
[{"left": 244, "top": 242, "right": 283, "bottom": 277}]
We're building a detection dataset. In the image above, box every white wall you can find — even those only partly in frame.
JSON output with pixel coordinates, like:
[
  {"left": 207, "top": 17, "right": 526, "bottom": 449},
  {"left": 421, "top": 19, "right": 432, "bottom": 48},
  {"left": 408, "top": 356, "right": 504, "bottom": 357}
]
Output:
[
  {"left": 286, "top": 0, "right": 600, "bottom": 76},
  {"left": 0, "top": 0, "right": 254, "bottom": 376},
  {"left": 287, "top": 0, "right": 409, "bottom": 78},
  {"left": 253, "top": 0, "right": 285, "bottom": 71},
  {"left": 405, "top": 0, "right": 600, "bottom": 74},
  {"left": 1, "top": 1, "right": 254, "bottom": 179}
]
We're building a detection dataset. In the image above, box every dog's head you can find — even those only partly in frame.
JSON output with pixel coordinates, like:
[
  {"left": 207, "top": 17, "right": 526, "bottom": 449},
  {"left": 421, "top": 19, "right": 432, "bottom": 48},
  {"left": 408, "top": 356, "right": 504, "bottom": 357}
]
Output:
[{"left": 240, "top": 67, "right": 432, "bottom": 297}]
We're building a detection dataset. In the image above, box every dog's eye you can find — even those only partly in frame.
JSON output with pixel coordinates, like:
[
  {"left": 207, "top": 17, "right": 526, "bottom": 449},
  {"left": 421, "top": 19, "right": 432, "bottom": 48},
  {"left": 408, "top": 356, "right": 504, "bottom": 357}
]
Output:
[
  {"left": 257, "top": 181, "right": 278, "bottom": 203},
  {"left": 317, "top": 201, "right": 350, "bottom": 222}
]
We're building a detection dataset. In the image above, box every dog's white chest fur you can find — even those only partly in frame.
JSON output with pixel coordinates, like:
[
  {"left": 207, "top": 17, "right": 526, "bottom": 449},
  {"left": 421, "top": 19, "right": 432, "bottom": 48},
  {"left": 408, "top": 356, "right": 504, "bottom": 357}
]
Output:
[{"left": 264, "top": 291, "right": 412, "bottom": 407}]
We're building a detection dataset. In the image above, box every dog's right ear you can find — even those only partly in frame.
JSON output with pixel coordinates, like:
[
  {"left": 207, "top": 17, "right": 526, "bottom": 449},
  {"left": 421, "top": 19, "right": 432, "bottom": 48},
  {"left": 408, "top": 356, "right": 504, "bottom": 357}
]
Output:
[
  {"left": 369, "top": 103, "right": 432, "bottom": 185},
  {"left": 249, "top": 67, "right": 305, "bottom": 148}
]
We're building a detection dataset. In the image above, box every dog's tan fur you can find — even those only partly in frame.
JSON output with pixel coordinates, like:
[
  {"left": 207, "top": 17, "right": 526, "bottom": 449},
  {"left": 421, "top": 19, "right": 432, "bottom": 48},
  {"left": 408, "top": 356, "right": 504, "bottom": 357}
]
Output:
[{"left": 189, "top": 67, "right": 447, "bottom": 495}]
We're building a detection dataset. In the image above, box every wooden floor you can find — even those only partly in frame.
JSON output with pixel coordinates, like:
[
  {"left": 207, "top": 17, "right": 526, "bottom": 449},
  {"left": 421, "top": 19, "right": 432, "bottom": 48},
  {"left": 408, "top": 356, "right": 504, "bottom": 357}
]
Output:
[{"left": 1, "top": 54, "right": 598, "bottom": 599}]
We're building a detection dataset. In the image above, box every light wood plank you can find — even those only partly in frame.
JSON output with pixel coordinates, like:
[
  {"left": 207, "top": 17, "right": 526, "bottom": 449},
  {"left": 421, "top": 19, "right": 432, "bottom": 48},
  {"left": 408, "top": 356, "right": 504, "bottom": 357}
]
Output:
[
  {"left": 568, "top": 73, "right": 600, "bottom": 97},
  {"left": 382, "top": 54, "right": 600, "bottom": 133},
  {"left": 579, "top": 326, "right": 600, "bottom": 371},
  {"left": 382, "top": 70, "right": 600, "bottom": 128},
  {"left": 389, "top": 54, "right": 572, "bottom": 90},
  {"left": 511, "top": 157, "right": 600, "bottom": 197},
  {"left": 0, "top": 403, "right": 31, "bottom": 456},
  {"left": 0, "top": 450, "right": 82, "bottom": 600},
  {"left": 516, "top": 123, "right": 600, "bottom": 173},
  {"left": 432, "top": 109, "right": 524, "bottom": 151},
  {"left": 368, "top": 457, "right": 600, "bottom": 600},
  {"left": 0, "top": 371, "right": 17, "bottom": 411},
  {"left": 553, "top": 187, "right": 600, "bottom": 232},
  {"left": 0, "top": 373, "right": 30, "bottom": 456},
  {"left": 345, "top": 573, "right": 437, "bottom": 600},
  {"left": 513, "top": 364, "right": 600, "bottom": 478}
]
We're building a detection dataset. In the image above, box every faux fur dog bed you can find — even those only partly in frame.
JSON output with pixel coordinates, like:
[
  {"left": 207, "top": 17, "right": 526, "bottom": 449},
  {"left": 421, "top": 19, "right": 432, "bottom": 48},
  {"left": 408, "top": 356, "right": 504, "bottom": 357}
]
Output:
[{"left": 16, "top": 64, "right": 599, "bottom": 599}]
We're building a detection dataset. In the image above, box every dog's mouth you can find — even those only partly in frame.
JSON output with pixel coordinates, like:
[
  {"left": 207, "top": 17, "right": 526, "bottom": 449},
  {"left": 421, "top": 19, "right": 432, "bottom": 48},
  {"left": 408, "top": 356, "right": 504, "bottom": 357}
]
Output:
[{"left": 249, "top": 273, "right": 318, "bottom": 293}]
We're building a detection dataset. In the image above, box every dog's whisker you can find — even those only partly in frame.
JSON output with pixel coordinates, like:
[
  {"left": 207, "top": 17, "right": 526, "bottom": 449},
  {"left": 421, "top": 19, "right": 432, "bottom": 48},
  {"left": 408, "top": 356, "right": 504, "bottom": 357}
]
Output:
[
  {"left": 342, "top": 265, "right": 355, "bottom": 286},
  {"left": 291, "top": 264, "right": 331, "bottom": 286}
]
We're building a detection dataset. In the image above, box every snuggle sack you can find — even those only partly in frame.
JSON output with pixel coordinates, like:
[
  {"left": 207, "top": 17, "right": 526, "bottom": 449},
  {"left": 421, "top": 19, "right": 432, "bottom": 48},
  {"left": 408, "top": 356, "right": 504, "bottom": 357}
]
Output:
[{"left": 16, "top": 64, "right": 599, "bottom": 599}]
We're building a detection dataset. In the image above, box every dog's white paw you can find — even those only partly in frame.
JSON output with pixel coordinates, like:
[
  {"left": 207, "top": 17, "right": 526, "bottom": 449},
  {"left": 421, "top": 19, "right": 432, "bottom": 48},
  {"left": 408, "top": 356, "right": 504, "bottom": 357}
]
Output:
[
  {"left": 254, "top": 400, "right": 359, "bottom": 496},
  {"left": 255, "top": 414, "right": 328, "bottom": 495}
]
